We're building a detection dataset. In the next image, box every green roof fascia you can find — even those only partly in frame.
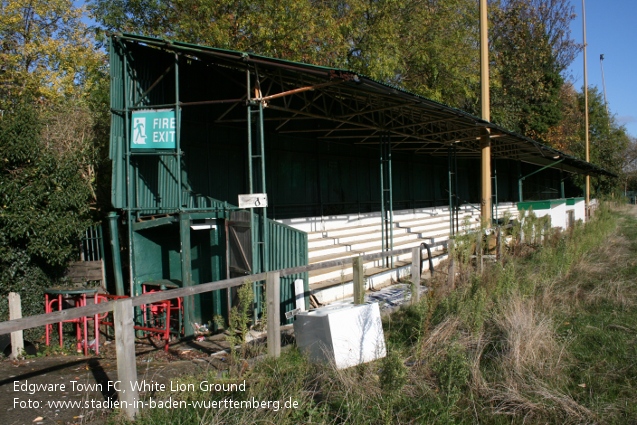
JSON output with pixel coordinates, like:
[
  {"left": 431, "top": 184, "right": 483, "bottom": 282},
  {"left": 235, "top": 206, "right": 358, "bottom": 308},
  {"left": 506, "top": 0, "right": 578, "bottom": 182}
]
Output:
[
  {"left": 566, "top": 197, "right": 585, "bottom": 206},
  {"left": 518, "top": 199, "right": 567, "bottom": 211}
]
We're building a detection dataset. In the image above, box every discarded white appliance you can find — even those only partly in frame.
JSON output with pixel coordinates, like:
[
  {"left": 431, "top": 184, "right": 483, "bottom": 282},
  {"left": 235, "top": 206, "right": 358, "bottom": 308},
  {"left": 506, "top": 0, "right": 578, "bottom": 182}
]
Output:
[{"left": 293, "top": 302, "right": 387, "bottom": 369}]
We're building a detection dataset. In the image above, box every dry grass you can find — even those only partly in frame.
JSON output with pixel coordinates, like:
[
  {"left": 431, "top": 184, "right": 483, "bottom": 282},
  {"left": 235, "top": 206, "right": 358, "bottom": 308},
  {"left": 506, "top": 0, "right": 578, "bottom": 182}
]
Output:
[
  {"left": 494, "top": 297, "right": 560, "bottom": 375},
  {"left": 486, "top": 376, "right": 596, "bottom": 424},
  {"left": 551, "top": 230, "right": 637, "bottom": 310}
]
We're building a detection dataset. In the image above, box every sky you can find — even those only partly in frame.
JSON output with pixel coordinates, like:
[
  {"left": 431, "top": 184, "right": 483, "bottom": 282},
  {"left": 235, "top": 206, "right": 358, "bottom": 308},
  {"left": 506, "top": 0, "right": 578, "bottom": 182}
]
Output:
[{"left": 567, "top": 0, "right": 637, "bottom": 138}]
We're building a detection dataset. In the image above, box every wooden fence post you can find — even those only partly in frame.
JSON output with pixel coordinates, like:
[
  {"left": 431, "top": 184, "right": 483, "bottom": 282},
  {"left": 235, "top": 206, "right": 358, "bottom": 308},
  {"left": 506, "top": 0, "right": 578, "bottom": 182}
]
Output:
[
  {"left": 411, "top": 247, "right": 420, "bottom": 304},
  {"left": 353, "top": 256, "right": 365, "bottom": 305},
  {"left": 447, "top": 239, "right": 455, "bottom": 290},
  {"left": 9, "top": 293, "right": 23, "bottom": 359},
  {"left": 266, "top": 272, "right": 281, "bottom": 358},
  {"left": 114, "top": 298, "right": 139, "bottom": 420},
  {"left": 496, "top": 227, "right": 502, "bottom": 262},
  {"left": 477, "top": 230, "right": 483, "bottom": 273}
]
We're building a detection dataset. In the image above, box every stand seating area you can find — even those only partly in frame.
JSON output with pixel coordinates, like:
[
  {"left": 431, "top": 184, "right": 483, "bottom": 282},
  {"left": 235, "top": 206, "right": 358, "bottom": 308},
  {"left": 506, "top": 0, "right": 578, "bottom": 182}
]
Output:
[{"left": 280, "top": 204, "right": 519, "bottom": 304}]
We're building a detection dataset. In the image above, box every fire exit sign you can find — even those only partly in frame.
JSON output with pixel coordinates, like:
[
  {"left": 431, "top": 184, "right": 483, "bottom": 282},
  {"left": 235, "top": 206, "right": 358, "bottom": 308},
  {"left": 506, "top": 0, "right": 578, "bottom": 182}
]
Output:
[{"left": 130, "top": 109, "right": 176, "bottom": 149}]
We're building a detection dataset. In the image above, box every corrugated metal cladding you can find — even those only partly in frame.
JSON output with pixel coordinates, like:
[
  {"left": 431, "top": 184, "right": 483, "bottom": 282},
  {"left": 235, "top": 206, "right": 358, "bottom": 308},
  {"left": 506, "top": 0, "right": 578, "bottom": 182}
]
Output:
[
  {"left": 109, "top": 38, "right": 310, "bottom": 327},
  {"left": 268, "top": 220, "right": 308, "bottom": 324}
]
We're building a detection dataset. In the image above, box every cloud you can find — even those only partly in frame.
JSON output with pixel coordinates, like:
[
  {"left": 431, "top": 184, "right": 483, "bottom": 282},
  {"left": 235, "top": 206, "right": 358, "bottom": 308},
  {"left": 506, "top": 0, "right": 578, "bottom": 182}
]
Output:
[{"left": 617, "top": 115, "right": 637, "bottom": 126}]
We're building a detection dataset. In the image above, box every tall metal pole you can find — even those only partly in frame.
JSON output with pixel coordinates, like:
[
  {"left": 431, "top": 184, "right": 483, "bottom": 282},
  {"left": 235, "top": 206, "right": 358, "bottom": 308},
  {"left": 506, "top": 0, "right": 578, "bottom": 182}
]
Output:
[
  {"left": 582, "top": 0, "right": 590, "bottom": 217},
  {"left": 480, "top": 0, "right": 492, "bottom": 225},
  {"left": 600, "top": 54, "right": 609, "bottom": 117}
]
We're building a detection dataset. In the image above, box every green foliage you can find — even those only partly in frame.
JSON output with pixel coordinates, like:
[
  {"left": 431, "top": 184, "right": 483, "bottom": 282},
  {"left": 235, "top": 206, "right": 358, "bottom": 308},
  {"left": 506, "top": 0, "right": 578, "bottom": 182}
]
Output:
[
  {"left": 432, "top": 342, "right": 471, "bottom": 410},
  {"left": 225, "top": 282, "right": 255, "bottom": 360},
  {"left": 0, "top": 0, "right": 105, "bottom": 108},
  {"left": 491, "top": 0, "right": 565, "bottom": 140},
  {"left": 379, "top": 350, "right": 407, "bottom": 397},
  {"left": 0, "top": 102, "right": 93, "bottom": 337},
  {"left": 577, "top": 87, "right": 631, "bottom": 195}
]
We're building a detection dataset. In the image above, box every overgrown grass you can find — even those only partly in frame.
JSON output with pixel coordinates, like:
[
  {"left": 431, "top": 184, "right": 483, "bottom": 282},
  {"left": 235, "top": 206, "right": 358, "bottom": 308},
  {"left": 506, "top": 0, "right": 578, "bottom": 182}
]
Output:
[{"left": 111, "top": 203, "right": 637, "bottom": 424}]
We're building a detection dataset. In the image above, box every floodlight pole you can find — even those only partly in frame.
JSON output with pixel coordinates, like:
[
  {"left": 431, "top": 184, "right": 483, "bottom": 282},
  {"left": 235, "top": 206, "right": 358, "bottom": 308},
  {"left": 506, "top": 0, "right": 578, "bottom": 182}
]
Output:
[
  {"left": 480, "top": 0, "right": 492, "bottom": 225},
  {"left": 582, "top": 0, "right": 590, "bottom": 217}
]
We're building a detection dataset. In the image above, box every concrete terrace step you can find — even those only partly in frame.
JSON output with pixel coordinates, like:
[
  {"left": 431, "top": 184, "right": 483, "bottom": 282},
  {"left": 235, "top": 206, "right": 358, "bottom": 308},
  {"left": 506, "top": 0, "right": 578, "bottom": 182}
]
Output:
[
  {"left": 310, "top": 250, "right": 449, "bottom": 305},
  {"left": 308, "top": 229, "right": 422, "bottom": 259},
  {"left": 308, "top": 239, "right": 446, "bottom": 284},
  {"left": 282, "top": 205, "right": 518, "bottom": 303},
  {"left": 307, "top": 226, "right": 411, "bottom": 249}
]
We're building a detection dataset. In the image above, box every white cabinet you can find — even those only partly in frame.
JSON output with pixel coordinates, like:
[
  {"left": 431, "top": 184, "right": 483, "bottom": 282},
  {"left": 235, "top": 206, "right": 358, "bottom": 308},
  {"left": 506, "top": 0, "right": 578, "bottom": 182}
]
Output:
[{"left": 293, "top": 302, "right": 387, "bottom": 369}]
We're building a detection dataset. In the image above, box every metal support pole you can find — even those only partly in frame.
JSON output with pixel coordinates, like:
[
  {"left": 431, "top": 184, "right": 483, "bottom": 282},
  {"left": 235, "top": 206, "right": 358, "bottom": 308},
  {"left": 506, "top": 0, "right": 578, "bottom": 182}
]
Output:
[
  {"left": 454, "top": 146, "right": 459, "bottom": 233},
  {"left": 380, "top": 138, "right": 386, "bottom": 265},
  {"left": 259, "top": 101, "right": 269, "bottom": 273},
  {"left": 448, "top": 146, "right": 454, "bottom": 236},
  {"left": 175, "top": 53, "right": 183, "bottom": 209},
  {"left": 180, "top": 213, "right": 194, "bottom": 336},
  {"left": 246, "top": 70, "right": 257, "bottom": 275},
  {"left": 379, "top": 134, "right": 393, "bottom": 267},
  {"left": 582, "top": 0, "right": 590, "bottom": 217},
  {"left": 123, "top": 50, "right": 135, "bottom": 297},
  {"left": 480, "top": 0, "right": 492, "bottom": 226},
  {"left": 388, "top": 135, "right": 394, "bottom": 268},
  {"left": 493, "top": 158, "right": 498, "bottom": 221},
  {"left": 108, "top": 212, "right": 125, "bottom": 296}
]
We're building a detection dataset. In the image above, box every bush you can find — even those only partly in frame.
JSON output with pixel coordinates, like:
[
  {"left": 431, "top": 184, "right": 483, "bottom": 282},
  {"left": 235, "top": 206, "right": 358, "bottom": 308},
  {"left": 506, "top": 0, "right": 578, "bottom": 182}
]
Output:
[{"left": 0, "top": 102, "right": 93, "bottom": 340}]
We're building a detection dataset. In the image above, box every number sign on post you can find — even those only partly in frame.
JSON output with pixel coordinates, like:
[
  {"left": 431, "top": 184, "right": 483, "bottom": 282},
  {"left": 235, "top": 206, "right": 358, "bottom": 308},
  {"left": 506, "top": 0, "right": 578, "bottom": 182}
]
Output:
[{"left": 238, "top": 193, "right": 268, "bottom": 208}]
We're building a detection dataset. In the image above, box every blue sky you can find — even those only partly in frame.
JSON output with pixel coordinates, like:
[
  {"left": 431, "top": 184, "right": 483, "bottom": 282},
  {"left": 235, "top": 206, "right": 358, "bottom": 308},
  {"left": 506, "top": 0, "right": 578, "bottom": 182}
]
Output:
[{"left": 567, "top": 0, "right": 637, "bottom": 138}]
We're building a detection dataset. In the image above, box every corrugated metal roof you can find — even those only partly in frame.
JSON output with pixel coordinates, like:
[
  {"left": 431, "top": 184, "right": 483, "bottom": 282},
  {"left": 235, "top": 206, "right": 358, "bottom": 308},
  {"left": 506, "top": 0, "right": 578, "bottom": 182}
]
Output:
[{"left": 110, "top": 32, "right": 613, "bottom": 178}]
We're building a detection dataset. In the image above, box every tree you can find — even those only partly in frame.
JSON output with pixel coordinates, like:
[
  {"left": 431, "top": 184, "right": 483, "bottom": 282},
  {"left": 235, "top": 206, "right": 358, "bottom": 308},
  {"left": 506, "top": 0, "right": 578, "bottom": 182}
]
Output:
[
  {"left": 89, "top": 0, "right": 352, "bottom": 66},
  {"left": 490, "top": 0, "right": 567, "bottom": 141},
  {"left": 0, "top": 102, "right": 94, "bottom": 327},
  {"left": 398, "top": 0, "right": 481, "bottom": 110},
  {"left": 0, "top": 0, "right": 105, "bottom": 108},
  {"left": 0, "top": 0, "right": 110, "bottom": 328},
  {"left": 560, "top": 87, "right": 630, "bottom": 196}
]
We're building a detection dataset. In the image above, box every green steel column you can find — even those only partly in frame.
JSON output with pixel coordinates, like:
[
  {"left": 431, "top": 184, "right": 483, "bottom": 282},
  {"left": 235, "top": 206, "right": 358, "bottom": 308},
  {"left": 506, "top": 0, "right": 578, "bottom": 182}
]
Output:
[
  {"left": 448, "top": 146, "right": 454, "bottom": 236},
  {"left": 108, "top": 212, "right": 125, "bottom": 296},
  {"left": 123, "top": 48, "right": 136, "bottom": 297},
  {"left": 379, "top": 137, "right": 386, "bottom": 265},
  {"left": 388, "top": 136, "right": 394, "bottom": 268},
  {"left": 175, "top": 53, "right": 183, "bottom": 209},
  {"left": 246, "top": 70, "right": 258, "bottom": 273},
  {"left": 454, "top": 146, "right": 459, "bottom": 233},
  {"left": 379, "top": 134, "right": 393, "bottom": 267},
  {"left": 518, "top": 161, "right": 523, "bottom": 203},
  {"left": 493, "top": 158, "right": 498, "bottom": 221},
  {"left": 257, "top": 100, "right": 268, "bottom": 323},
  {"left": 258, "top": 101, "right": 269, "bottom": 273},
  {"left": 560, "top": 170, "right": 565, "bottom": 198},
  {"left": 179, "top": 213, "right": 194, "bottom": 336}
]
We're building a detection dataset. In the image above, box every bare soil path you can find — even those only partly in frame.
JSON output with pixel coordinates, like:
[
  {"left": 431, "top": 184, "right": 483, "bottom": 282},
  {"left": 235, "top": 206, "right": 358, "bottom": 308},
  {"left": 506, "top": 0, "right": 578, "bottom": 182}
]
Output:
[{"left": 0, "top": 337, "right": 231, "bottom": 425}]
